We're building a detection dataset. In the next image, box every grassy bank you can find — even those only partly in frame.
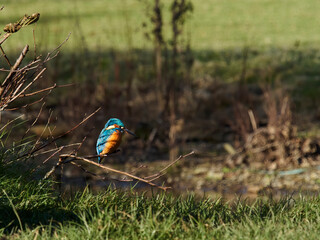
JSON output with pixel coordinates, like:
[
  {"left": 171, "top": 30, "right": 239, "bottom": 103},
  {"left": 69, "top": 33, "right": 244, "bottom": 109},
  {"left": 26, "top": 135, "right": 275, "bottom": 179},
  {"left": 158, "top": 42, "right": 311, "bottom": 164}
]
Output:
[{"left": 1, "top": 174, "right": 320, "bottom": 239}]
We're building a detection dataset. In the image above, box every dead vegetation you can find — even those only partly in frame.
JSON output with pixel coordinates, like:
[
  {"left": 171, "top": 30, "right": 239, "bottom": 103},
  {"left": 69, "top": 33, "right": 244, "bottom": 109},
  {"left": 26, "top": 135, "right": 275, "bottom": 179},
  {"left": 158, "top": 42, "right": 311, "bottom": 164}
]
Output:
[{"left": 227, "top": 89, "right": 320, "bottom": 170}]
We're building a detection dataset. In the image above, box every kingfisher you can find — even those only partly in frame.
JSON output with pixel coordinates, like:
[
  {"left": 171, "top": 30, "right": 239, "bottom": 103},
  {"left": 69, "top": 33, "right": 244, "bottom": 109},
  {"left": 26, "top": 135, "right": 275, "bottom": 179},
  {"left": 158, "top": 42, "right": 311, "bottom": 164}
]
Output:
[{"left": 96, "top": 118, "right": 135, "bottom": 163}]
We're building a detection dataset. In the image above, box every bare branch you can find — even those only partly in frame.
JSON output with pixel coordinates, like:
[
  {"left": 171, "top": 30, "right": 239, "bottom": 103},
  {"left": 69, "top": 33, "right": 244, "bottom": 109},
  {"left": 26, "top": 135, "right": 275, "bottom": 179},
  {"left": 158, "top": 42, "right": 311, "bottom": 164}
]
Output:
[{"left": 18, "top": 83, "right": 74, "bottom": 98}]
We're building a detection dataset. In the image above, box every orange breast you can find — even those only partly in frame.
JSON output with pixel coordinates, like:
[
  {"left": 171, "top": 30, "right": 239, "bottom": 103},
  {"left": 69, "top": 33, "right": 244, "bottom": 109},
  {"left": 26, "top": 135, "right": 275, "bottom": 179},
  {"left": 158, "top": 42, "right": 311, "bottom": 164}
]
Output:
[{"left": 101, "top": 131, "right": 122, "bottom": 155}]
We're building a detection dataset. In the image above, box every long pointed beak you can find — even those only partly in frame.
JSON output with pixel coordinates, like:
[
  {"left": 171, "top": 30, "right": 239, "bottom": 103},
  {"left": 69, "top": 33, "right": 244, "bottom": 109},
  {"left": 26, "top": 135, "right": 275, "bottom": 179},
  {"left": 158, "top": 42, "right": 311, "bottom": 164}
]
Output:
[{"left": 124, "top": 128, "right": 136, "bottom": 137}]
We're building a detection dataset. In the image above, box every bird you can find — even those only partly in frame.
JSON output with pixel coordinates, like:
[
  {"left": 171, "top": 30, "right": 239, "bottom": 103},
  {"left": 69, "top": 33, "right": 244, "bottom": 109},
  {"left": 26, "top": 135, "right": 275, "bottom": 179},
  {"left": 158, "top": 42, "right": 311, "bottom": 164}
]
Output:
[{"left": 96, "top": 118, "right": 135, "bottom": 163}]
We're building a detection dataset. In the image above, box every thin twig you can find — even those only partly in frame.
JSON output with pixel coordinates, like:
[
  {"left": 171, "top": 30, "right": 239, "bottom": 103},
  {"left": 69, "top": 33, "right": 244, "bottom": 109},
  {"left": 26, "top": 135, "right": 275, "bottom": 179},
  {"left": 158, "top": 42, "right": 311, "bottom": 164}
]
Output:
[
  {"left": 0, "top": 45, "right": 12, "bottom": 67},
  {"left": 0, "top": 33, "right": 11, "bottom": 45},
  {"left": 6, "top": 86, "right": 53, "bottom": 111},
  {"left": 42, "top": 147, "right": 64, "bottom": 164},
  {"left": 18, "top": 83, "right": 74, "bottom": 98},
  {"left": 144, "top": 151, "right": 195, "bottom": 181},
  {"left": 0, "top": 59, "right": 41, "bottom": 72},
  {"left": 43, "top": 156, "right": 66, "bottom": 180},
  {"left": 32, "top": 143, "right": 81, "bottom": 157},
  {"left": 31, "top": 110, "right": 53, "bottom": 153},
  {"left": 73, "top": 136, "right": 87, "bottom": 155},
  {"left": 26, "top": 108, "right": 101, "bottom": 156},
  {"left": 1, "top": 45, "right": 29, "bottom": 94},
  {"left": 22, "top": 102, "right": 45, "bottom": 139},
  {"left": 33, "top": 28, "right": 37, "bottom": 59},
  {"left": 70, "top": 161, "right": 98, "bottom": 177},
  {"left": 44, "top": 32, "right": 71, "bottom": 62},
  {"left": 8, "top": 68, "right": 46, "bottom": 104}
]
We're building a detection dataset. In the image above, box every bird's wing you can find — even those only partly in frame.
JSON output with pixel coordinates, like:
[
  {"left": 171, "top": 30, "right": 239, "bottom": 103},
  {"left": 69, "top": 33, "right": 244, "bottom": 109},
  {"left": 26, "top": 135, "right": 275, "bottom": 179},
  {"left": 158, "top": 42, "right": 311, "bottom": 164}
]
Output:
[{"left": 96, "top": 128, "right": 114, "bottom": 155}]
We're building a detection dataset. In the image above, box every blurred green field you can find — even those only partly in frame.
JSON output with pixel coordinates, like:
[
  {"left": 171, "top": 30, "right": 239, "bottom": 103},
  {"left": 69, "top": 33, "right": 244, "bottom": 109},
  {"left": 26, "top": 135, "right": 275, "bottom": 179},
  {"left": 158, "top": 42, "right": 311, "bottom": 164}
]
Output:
[{"left": 1, "top": 0, "right": 320, "bottom": 51}]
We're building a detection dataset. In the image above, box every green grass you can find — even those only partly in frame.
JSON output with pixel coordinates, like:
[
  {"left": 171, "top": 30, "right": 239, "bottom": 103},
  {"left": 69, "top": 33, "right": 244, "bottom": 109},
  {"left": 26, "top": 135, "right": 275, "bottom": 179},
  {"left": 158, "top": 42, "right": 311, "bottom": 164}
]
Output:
[
  {"left": 2, "top": 0, "right": 320, "bottom": 86},
  {"left": 1, "top": 2, "right": 320, "bottom": 238},
  {"left": 1, "top": 173, "right": 320, "bottom": 239},
  {"left": 1, "top": 0, "right": 320, "bottom": 51},
  {"left": 2, "top": 0, "right": 320, "bottom": 88}
]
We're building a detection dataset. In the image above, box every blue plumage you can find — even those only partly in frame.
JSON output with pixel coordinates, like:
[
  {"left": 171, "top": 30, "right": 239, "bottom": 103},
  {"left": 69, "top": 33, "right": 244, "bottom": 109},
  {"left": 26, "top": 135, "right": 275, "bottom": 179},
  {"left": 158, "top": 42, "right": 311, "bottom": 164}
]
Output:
[{"left": 96, "top": 118, "right": 126, "bottom": 163}]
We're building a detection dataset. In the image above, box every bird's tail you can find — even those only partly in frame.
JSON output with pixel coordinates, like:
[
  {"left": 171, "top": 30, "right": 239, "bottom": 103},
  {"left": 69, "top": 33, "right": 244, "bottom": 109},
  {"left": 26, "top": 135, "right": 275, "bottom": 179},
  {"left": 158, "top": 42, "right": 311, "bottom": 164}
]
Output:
[{"left": 98, "top": 156, "right": 101, "bottom": 164}]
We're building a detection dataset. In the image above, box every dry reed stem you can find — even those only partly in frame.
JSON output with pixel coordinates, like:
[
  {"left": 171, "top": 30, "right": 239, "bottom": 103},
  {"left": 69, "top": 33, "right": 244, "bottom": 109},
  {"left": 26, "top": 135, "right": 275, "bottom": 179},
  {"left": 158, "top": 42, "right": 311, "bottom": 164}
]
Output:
[{"left": 248, "top": 109, "right": 257, "bottom": 131}]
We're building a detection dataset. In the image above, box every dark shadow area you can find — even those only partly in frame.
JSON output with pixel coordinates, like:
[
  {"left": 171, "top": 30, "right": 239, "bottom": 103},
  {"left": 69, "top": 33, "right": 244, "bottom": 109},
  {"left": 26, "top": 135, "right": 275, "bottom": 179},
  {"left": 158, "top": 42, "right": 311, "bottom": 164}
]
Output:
[
  {"left": 0, "top": 205, "right": 78, "bottom": 233},
  {"left": 1, "top": 47, "right": 320, "bottom": 161},
  {"left": 2, "top": 47, "right": 320, "bottom": 95},
  {"left": 0, "top": 173, "right": 78, "bottom": 233}
]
